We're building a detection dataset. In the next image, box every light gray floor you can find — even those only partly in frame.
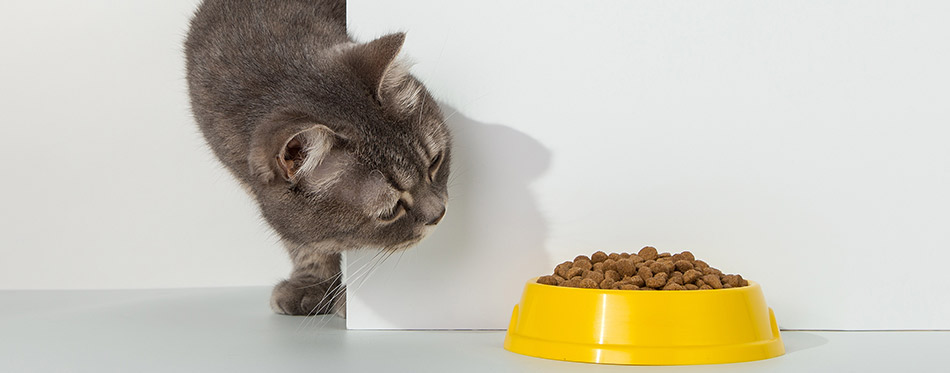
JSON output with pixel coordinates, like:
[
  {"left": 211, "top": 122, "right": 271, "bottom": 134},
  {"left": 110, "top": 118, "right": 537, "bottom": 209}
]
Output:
[{"left": 1, "top": 287, "right": 946, "bottom": 372}]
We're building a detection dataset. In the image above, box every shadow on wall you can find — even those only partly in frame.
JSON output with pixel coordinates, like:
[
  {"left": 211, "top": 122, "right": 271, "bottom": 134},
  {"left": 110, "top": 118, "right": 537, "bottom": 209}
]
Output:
[{"left": 352, "top": 103, "right": 552, "bottom": 328}]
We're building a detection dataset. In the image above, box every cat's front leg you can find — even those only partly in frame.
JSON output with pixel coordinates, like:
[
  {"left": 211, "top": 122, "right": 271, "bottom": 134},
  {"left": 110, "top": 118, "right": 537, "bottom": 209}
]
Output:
[{"left": 270, "top": 245, "right": 345, "bottom": 317}]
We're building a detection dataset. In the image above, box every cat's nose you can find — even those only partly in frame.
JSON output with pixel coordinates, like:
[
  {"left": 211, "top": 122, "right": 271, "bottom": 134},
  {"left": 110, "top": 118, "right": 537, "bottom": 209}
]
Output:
[{"left": 425, "top": 207, "right": 446, "bottom": 226}]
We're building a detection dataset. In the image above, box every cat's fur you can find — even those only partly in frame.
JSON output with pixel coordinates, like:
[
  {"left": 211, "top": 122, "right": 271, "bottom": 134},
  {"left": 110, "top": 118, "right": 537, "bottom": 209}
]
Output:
[{"left": 185, "top": 0, "right": 451, "bottom": 316}]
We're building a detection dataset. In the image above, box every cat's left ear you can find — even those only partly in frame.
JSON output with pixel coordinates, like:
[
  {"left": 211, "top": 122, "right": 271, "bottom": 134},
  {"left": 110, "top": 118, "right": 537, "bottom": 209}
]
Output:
[{"left": 342, "top": 32, "right": 407, "bottom": 99}]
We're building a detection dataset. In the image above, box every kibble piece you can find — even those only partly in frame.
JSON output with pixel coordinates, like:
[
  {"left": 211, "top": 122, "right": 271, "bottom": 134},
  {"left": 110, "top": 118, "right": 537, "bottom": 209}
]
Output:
[
  {"left": 681, "top": 251, "right": 695, "bottom": 262},
  {"left": 591, "top": 251, "right": 608, "bottom": 264},
  {"left": 604, "top": 270, "right": 621, "bottom": 282},
  {"left": 685, "top": 284, "right": 699, "bottom": 290},
  {"left": 723, "top": 284, "right": 733, "bottom": 288},
  {"left": 646, "top": 272, "right": 668, "bottom": 289},
  {"left": 600, "top": 279, "right": 615, "bottom": 289},
  {"left": 584, "top": 270, "right": 605, "bottom": 284},
  {"left": 555, "top": 261, "right": 573, "bottom": 278},
  {"left": 573, "top": 259, "right": 593, "bottom": 271},
  {"left": 637, "top": 266, "right": 654, "bottom": 282},
  {"left": 617, "top": 259, "right": 637, "bottom": 277},
  {"left": 627, "top": 276, "right": 646, "bottom": 287},
  {"left": 574, "top": 255, "right": 591, "bottom": 263},
  {"left": 740, "top": 278, "right": 749, "bottom": 287},
  {"left": 669, "top": 272, "right": 684, "bottom": 285},
  {"left": 658, "top": 252, "right": 672, "bottom": 258},
  {"left": 695, "top": 279, "right": 706, "bottom": 287},
  {"left": 562, "top": 278, "right": 583, "bottom": 288},
  {"left": 702, "top": 274, "right": 723, "bottom": 289},
  {"left": 663, "top": 282, "right": 686, "bottom": 290},
  {"left": 603, "top": 259, "right": 618, "bottom": 272},
  {"left": 699, "top": 284, "right": 713, "bottom": 290},
  {"left": 628, "top": 254, "right": 645, "bottom": 265},
  {"left": 592, "top": 262, "right": 605, "bottom": 273},
  {"left": 703, "top": 267, "right": 722, "bottom": 276},
  {"left": 566, "top": 267, "right": 585, "bottom": 279},
  {"left": 537, "top": 275, "right": 559, "bottom": 285},
  {"left": 619, "top": 284, "right": 639, "bottom": 290},
  {"left": 650, "top": 261, "right": 673, "bottom": 276},
  {"left": 683, "top": 269, "right": 703, "bottom": 284},
  {"left": 674, "top": 260, "right": 694, "bottom": 272},
  {"left": 579, "top": 278, "right": 599, "bottom": 288},
  {"left": 619, "top": 252, "right": 631, "bottom": 259},
  {"left": 693, "top": 260, "right": 709, "bottom": 270},
  {"left": 722, "top": 274, "right": 740, "bottom": 288},
  {"left": 608, "top": 253, "right": 621, "bottom": 261},
  {"left": 638, "top": 246, "right": 658, "bottom": 260}
]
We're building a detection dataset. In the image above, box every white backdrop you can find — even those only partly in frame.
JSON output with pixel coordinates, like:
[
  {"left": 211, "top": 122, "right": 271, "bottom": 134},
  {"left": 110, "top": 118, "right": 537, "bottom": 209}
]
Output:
[
  {"left": 0, "top": 1, "right": 947, "bottom": 331},
  {"left": 0, "top": 0, "right": 292, "bottom": 289},
  {"left": 345, "top": 0, "right": 950, "bottom": 330}
]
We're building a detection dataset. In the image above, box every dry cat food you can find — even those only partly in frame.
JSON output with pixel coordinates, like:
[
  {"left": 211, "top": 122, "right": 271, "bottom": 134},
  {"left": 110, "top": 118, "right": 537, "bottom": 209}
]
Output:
[{"left": 536, "top": 247, "right": 749, "bottom": 290}]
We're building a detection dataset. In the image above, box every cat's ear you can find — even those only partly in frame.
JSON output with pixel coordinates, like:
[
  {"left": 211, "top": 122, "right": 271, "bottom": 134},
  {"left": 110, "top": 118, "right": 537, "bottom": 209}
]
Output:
[
  {"left": 249, "top": 120, "right": 337, "bottom": 184},
  {"left": 342, "top": 32, "right": 407, "bottom": 99}
]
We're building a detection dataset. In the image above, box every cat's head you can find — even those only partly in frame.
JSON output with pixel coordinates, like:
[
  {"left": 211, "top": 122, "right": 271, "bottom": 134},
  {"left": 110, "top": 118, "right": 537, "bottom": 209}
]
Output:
[{"left": 247, "top": 33, "right": 451, "bottom": 251}]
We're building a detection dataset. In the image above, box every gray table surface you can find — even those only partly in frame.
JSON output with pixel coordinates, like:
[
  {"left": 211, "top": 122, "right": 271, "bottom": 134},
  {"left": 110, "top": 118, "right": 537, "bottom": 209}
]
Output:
[{"left": 1, "top": 287, "right": 946, "bottom": 372}]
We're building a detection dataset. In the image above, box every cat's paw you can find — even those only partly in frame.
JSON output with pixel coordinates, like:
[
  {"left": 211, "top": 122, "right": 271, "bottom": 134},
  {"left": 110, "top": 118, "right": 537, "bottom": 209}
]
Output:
[{"left": 270, "top": 278, "right": 344, "bottom": 316}]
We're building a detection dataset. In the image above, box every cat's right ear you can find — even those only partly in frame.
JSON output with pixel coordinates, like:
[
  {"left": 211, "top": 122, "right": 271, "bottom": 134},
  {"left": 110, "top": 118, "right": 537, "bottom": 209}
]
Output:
[
  {"left": 249, "top": 120, "right": 337, "bottom": 184},
  {"left": 341, "top": 32, "right": 407, "bottom": 99}
]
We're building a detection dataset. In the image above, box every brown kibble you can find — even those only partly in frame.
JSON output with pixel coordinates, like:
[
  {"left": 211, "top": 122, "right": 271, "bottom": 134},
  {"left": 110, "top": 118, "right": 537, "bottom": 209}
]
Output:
[
  {"left": 702, "top": 274, "right": 723, "bottom": 289},
  {"left": 540, "top": 249, "right": 748, "bottom": 290},
  {"left": 626, "top": 275, "right": 646, "bottom": 287},
  {"left": 573, "top": 259, "right": 593, "bottom": 271},
  {"left": 604, "top": 270, "right": 621, "bottom": 282},
  {"left": 646, "top": 273, "right": 668, "bottom": 289},
  {"left": 683, "top": 269, "right": 703, "bottom": 284},
  {"left": 555, "top": 261, "right": 573, "bottom": 278},
  {"left": 562, "top": 278, "right": 583, "bottom": 288},
  {"left": 566, "top": 267, "right": 585, "bottom": 279},
  {"left": 592, "top": 262, "right": 605, "bottom": 273},
  {"left": 638, "top": 246, "right": 658, "bottom": 260},
  {"left": 579, "top": 278, "right": 599, "bottom": 288},
  {"left": 584, "top": 270, "right": 605, "bottom": 284},
  {"left": 670, "top": 272, "right": 684, "bottom": 285},
  {"left": 674, "top": 260, "right": 694, "bottom": 272},
  {"left": 650, "top": 261, "right": 673, "bottom": 276},
  {"left": 663, "top": 282, "right": 686, "bottom": 290},
  {"left": 537, "top": 275, "right": 559, "bottom": 285},
  {"left": 637, "top": 266, "right": 653, "bottom": 282},
  {"left": 617, "top": 259, "right": 637, "bottom": 277},
  {"left": 722, "top": 274, "right": 740, "bottom": 288}
]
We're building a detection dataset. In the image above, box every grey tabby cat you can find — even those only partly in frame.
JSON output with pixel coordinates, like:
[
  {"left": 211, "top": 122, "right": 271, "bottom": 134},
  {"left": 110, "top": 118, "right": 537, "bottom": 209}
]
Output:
[{"left": 185, "top": 0, "right": 451, "bottom": 316}]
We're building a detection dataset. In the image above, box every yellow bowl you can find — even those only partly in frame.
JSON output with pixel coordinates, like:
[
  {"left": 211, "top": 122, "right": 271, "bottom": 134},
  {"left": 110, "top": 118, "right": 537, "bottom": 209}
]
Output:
[{"left": 504, "top": 278, "right": 784, "bottom": 365}]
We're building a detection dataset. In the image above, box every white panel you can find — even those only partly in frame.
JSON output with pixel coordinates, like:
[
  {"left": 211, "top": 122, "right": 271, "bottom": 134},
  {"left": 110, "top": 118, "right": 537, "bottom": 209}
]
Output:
[
  {"left": 347, "top": 0, "right": 950, "bottom": 329},
  {"left": 0, "top": 0, "right": 291, "bottom": 289}
]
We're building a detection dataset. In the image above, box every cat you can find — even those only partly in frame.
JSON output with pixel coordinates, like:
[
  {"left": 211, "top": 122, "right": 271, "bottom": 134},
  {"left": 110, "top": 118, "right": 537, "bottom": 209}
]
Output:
[{"left": 185, "top": 0, "right": 451, "bottom": 316}]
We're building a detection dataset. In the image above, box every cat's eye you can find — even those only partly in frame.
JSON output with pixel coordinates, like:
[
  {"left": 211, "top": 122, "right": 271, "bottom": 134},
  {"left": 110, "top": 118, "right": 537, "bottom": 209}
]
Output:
[
  {"left": 428, "top": 152, "right": 444, "bottom": 181},
  {"left": 378, "top": 200, "right": 407, "bottom": 222}
]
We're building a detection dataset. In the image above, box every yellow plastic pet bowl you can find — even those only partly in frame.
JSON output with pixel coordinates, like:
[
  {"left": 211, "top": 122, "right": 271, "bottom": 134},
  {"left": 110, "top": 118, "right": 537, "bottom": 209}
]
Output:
[{"left": 504, "top": 278, "right": 784, "bottom": 365}]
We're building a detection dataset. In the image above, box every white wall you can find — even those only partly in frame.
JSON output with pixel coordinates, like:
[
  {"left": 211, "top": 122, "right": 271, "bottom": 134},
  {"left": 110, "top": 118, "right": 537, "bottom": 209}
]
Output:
[
  {"left": 0, "top": 0, "right": 292, "bottom": 289},
  {"left": 346, "top": 0, "right": 950, "bottom": 330}
]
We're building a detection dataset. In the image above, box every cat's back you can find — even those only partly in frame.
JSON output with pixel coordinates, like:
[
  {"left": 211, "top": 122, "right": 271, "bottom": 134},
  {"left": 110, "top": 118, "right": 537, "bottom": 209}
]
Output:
[{"left": 185, "top": 0, "right": 347, "bottom": 177}]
